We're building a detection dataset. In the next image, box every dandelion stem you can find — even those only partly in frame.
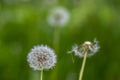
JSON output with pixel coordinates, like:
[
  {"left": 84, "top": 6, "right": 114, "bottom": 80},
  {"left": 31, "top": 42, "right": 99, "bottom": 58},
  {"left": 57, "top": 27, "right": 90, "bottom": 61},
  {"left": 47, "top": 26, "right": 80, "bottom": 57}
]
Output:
[
  {"left": 53, "top": 27, "right": 60, "bottom": 53},
  {"left": 79, "top": 51, "right": 87, "bottom": 80},
  {"left": 40, "top": 69, "right": 43, "bottom": 80},
  {"left": 50, "top": 27, "right": 60, "bottom": 80}
]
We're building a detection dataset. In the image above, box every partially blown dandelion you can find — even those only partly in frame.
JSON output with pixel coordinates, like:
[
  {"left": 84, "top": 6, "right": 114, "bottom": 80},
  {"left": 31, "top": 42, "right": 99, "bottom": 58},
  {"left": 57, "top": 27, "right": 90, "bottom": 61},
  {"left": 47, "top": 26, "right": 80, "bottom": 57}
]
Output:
[
  {"left": 27, "top": 45, "right": 57, "bottom": 80},
  {"left": 69, "top": 39, "right": 100, "bottom": 80},
  {"left": 69, "top": 38, "right": 100, "bottom": 57}
]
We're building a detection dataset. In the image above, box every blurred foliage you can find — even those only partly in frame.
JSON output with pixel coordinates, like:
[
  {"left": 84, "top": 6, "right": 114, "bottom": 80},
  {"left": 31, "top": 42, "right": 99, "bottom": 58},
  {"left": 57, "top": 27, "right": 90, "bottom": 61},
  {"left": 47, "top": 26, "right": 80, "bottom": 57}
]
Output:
[{"left": 0, "top": 0, "right": 120, "bottom": 80}]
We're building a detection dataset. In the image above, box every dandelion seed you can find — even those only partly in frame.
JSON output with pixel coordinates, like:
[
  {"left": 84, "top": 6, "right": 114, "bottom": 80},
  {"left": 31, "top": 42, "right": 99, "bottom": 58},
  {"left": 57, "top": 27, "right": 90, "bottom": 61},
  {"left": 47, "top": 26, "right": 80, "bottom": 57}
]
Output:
[
  {"left": 27, "top": 45, "right": 57, "bottom": 71},
  {"left": 47, "top": 7, "right": 70, "bottom": 27},
  {"left": 69, "top": 38, "right": 100, "bottom": 57}
]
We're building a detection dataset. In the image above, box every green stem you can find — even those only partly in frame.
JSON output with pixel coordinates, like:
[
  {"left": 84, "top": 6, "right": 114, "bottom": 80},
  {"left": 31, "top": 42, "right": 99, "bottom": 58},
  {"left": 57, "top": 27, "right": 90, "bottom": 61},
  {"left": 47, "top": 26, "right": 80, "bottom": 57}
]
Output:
[
  {"left": 79, "top": 51, "right": 87, "bottom": 80},
  {"left": 53, "top": 27, "right": 60, "bottom": 53},
  {"left": 40, "top": 69, "right": 43, "bottom": 80},
  {"left": 50, "top": 27, "right": 60, "bottom": 80}
]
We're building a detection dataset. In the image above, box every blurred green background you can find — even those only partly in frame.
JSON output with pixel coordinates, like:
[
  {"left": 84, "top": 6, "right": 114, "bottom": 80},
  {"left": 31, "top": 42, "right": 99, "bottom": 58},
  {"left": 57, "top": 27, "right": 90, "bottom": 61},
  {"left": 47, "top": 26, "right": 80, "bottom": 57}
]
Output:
[{"left": 0, "top": 0, "right": 120, "bottom": 80}]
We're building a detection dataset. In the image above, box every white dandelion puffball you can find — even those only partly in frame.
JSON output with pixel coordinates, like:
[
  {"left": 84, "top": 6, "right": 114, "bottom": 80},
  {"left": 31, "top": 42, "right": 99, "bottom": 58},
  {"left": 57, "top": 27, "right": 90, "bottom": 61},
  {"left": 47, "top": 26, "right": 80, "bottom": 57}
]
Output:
[
  {"left": 27, "top": 45, "right": 57, "bottom": 70},
  {"left": 69, "top": 39, "right": 100, "bottom": 57},
  {"left": 47, "top": 7, "right": 70, "bottom": 27}
]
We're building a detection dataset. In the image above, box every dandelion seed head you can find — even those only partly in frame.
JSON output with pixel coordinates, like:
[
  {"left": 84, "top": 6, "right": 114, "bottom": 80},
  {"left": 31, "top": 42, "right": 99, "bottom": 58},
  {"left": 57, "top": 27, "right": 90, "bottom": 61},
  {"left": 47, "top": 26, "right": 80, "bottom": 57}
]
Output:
[
  {"left": 83, "top": 41, "right": 92, "bottom": 45},
  {"left": 69, "top": 39, "right": 100, "bottom": 57},
  {"left": 27, "top": 45, "right": 57, "bottom": 70},
  {"left": 47, "top": 7, "right": 70, "bottom": 27}
]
